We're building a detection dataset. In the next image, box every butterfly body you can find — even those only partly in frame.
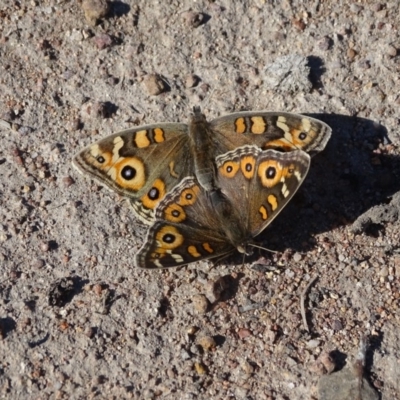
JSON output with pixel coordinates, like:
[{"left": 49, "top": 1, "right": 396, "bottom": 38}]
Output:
[
  {"left": 188, "top": 106, "right": 219, "bottom": 192},
  {"left": 73, "top": 108, "right": 330, "bottom": 224}
]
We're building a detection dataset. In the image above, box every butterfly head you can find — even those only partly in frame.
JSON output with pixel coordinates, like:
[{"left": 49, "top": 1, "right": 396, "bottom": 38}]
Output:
[
  {"left": 191, "top": 106, "right": 207, "bottom": 123},
  {"left": 236, "top": 243, "right": 254, "bottom": 256}
]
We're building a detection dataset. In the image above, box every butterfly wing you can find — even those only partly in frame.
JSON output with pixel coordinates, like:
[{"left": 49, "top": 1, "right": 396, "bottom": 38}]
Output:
[
  {"left": 135, "top": 177, "right": 234, "bottom": 268},
  {"left": 210, "top": 111, "right": 331, "bottom": 156},
  {"left": 72, "top": 123, "right": 194, "bottom": 223},
  {"left": 215, "top": 145, "right": 311, "bottom": 240}
]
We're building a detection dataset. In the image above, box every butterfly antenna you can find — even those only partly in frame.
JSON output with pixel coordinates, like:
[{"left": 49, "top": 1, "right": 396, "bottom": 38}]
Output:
[
  {"left": 202, "top": 86, "right": 216, "bottom": 110},
  {"left": 249, "top": 243, "right": 278, "bottom": 254},
  {"left": 241, "top": 252, "right": 246, "bottom": 269},
  {"left": 174, "top": 96, "right": 189, "bottom": 115}
]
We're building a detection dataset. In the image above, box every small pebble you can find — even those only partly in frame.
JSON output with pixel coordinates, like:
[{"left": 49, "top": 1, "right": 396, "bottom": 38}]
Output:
[
  {"left": 59, "top": 320, "right": 69, "bottom": 331},
  {"left": 286, "top": 357, "right": 298, "bottom": 367},
  {"left": 306, "top": 339, "right": 321, "bottom": 349},
  {"left": 371, "top": 3, "right": 383, "bottom": 12},
  {"left": 386, "top": 45, "right": 398, "bottom": 57},
  {"left": 40, "top": 241, "right": 50, "bottom": 252},
  {"left": 264, "top": 328, "right": 276, "bottom": 344},
  {"left": 192, "top": 51, "right": 202, "bottom": 59},
  {"left": 357, "top": 59, "right": 371, "bottom": 69},
  {"left": 293, "top": 253, "right": 302, "bottom": 262},
  {"left": 318, "top": 36, "right": 333, "bottom": 51},
  {"left": 107, "top": 76, "right": 119, "bottom": 85},
  {"left": 180, "top": 349, "right": 191, "bottom": 360},
  {"left": 92, "top": 33, "right": 113, "bottom": 50},
  {"left": 166, "top": 368, "right": 175, "bottom": 379},
  {"left": 68, "top": 118, "right": 81, "bottom": 132},
  {"left": 194, "top": 362, "right": 207, "bottom": 375},
  {"left": 197, "top": 335, "right": 216, "bottom": 351},
  {"left": 350, "top": 4, "right": 363, "bottom": 13},
  {"left": 84, "top": 327, "right": 96, "bottom": 338},
  {"left": 63, "top": 176, "right": 75, "bottom": 187},
  {"left": 192, "top": 294, "right": 209, "bottom": 314},
  {"left": 331, "top": 319, "right": 343, "bottom": 331},
  {"left": 241, "top": 360, "right": 254, "bottom": 374},
  {"left": 379, "top": 266, "right": 389, "bottom": 277},
  {"left": 93, "top": 283, "right": 104, "bottom": 296},
  {"left": 394, "top": 256, "right": 400, "bottom": 276},
  {"left": 320, "top": 352, "right": 336, "bottom": 374},
  {"left": 33, "top": 258, "right": 45, "bottom": 269},
  {"left": 184, "top": 74, "right": 200, "bottom": 88},
  {"left": 187, "top": 326, "right": 198, "bottom": 335},
  {"left": 81, "top": 0, "right": 110, "bottom": 26},
  {"left": 237, "top": 328, "right": 252, "bottom": 339},
  {"left": 205, "top": 275, "right": 230, "bottom": 303},
  {"left": 90, "top": 101, "right": 108, "bottom": 119},
  {"left": 347, "top": 48, "right": 357, "bottom": 60},
  {"left": 142, "top": 74, "right": 167, "bottom": 96},
  {"left": 292, "top": 18, "right": 306, "bottom": 31},
  {"left": 182, "top": 11, "right": 205, "bottom": 28}
]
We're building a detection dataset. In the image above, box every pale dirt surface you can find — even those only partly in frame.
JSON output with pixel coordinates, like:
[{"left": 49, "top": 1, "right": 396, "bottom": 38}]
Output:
[{"left": 1, "top": 1, "right": 400, "bottom": 399}]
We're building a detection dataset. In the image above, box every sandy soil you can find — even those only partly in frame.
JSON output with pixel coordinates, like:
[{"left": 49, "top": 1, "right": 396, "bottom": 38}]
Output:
[{"left": 1, "top": 1, "right": 399, "bottom": 399}]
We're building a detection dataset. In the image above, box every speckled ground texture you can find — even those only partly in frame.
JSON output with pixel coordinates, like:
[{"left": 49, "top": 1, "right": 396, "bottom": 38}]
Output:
[{"left": 1, "top": 1, "right": 400, "bottom": 399}]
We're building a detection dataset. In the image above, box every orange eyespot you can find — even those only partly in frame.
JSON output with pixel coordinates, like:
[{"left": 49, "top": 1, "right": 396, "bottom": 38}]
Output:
[
  {"left": 258, "top": 160, "right": 282, "bottom": 188},
  {"left": 240, "top": 156, "right": 256, "bottom": 179},
  {"left": 179, "top": 185, "right": 199, "bottom": 206},
  {"left": 219, "top": 160, "right": 239, "bottom": 178},
  {"left": 155, "top": 226, "right": 184, "bottom": 250},
  {"left": 163, "top": 203, "right": 186, "bottom": 223},
  {"left": 112, "top": 157, "right": 146, "bottom": 191},
  {"left": 89, "top": 145, "right": 113, "bottom": 169},
  {"left": 141, "top": 179, "right": 166, "bottom": 210}
]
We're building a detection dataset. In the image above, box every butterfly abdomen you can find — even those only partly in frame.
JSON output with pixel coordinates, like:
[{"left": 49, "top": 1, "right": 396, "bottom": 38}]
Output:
[{"left": 189, "top": 107, "right": 218, "bottom": 192}]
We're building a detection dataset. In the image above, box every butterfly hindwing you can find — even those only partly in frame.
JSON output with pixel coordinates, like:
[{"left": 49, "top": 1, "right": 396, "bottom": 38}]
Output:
[
  {"left": 215, "top": 145, "right": 311, "bottom": 238},
  {"left": 135, "top": 178, "right": 234, "bottom": 269}
]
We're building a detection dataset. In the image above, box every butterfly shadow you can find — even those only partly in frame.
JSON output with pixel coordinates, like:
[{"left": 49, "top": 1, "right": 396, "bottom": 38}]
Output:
[
  {"left": 48, "top": 275, "right": 89, "bottom": 307},
  {"left": 109, "top": 1, "right": 131, "bottom": 18},
  {"left": 254, "top": 113, "right": 400, "bottom": 254}
]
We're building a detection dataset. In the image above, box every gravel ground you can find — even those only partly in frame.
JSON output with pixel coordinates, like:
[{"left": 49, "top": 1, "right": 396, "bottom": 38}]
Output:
[{"left": 1, "top": 1, "right": 399, "bottom": 399}]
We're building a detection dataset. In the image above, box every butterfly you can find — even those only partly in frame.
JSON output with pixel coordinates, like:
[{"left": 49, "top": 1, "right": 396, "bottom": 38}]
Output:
[
  {"left": 72, "top": 108, "right": 330, "bottom": 223},
  {"left": 134, "top": 145, "right": 311, "bottom": 268}
]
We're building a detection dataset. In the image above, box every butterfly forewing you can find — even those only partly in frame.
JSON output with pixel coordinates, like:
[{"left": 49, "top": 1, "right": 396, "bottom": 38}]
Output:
[
  {"left": 73, "top": 123, "right": 193, "bottom": 223},
  {"left": 210, "top": 111, "right": 331, "bottom": 156}
]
